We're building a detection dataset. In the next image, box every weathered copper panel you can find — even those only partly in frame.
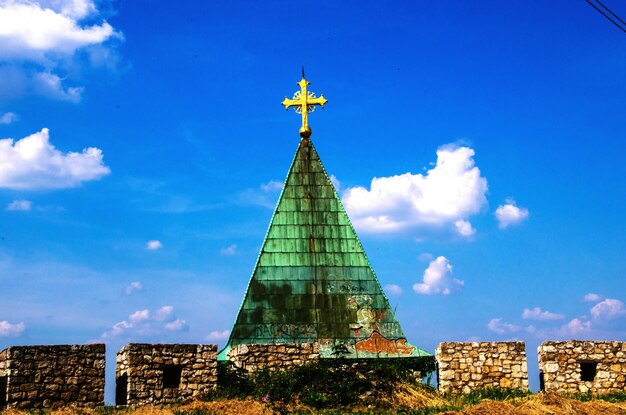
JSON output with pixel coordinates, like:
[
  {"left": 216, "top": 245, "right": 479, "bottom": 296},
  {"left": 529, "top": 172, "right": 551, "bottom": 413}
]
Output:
[{"left": 219, "top": 139, "right": 430, "bottom": 359}]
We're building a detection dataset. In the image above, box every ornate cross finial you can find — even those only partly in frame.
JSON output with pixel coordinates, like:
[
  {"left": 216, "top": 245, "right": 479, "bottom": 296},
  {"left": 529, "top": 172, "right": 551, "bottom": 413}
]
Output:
[{"left": 281, "top": 71, "right": 327, "bottom": 138}]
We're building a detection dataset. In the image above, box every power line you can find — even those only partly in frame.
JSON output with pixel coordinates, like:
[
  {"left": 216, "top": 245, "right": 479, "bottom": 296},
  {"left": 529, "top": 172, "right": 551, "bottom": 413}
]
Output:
[
  {"left": 596, "top": 0, "right": 626, "bottom": 27},
  {"left": 584, "top": 0, "right": 626, "bottom": 33}
]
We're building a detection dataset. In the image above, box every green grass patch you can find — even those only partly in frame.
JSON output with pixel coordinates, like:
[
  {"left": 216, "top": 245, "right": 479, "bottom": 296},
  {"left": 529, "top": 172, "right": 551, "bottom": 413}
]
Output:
[
  {"left": 94, "top": 406, "right": 129, "bottom": 415},
  {"left": 568, "top": 390, "right": 626, "bottom": 403},
  {"left": 459, "top": 387, "right": 531, "bottom": 405}
]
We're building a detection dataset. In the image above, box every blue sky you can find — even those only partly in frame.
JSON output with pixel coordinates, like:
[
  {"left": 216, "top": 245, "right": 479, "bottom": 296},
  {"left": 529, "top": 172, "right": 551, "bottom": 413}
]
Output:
[{"left": 1, "top": 0, "right": 625, "bottom": 399}]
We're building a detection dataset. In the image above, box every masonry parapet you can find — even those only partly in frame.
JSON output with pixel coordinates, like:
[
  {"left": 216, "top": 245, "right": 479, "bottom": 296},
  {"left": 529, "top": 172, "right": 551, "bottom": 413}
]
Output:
[
  {"left": 115, "top": 343, "right": 217, "bottom": 406},
  {"left": 436, "top": 341, "right": 529, "bottom": 394},
  {"left": 227, "top": 342, "right": 320, "bottom": 372},
  {"left": 0, "top": 344, "right": 105, "bottom": 410},
  {"left": 538, "top": 340, "right": 626, "bottom": 394}
]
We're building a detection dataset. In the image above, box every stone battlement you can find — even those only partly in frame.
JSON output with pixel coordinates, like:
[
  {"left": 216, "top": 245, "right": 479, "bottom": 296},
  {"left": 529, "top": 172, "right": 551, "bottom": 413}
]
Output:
[
  {"left": 0, "top": 344, "right": 105, "bottom": 409},
  {"left": 115, "top": 343, "right": 218, "bottom": 406},
  {"left": 538, "top": 340, "right": 626, "bottom": 394},
  {"left": 2, "top": 339, "right": 626, "bottom": 409},
  {"left": 436, "top": 341, "right": 529, "bottom": 394}
]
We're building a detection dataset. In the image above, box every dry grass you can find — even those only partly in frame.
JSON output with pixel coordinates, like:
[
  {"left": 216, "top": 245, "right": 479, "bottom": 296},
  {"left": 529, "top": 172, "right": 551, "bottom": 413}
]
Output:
[
  {"left": 388, "top": 382, "right": 449, "bottom": 409},
  {"left": 0, "top": 399, "right": 270, "bottom": 415},
  {"left": 437, "top": 392, "right": 626, "bottom": 415},
  {"left": 178, "top": 399, "right": 271, "bottom": 415},
  {"left": 1, "top": 390, "right": 626, "bottom": 414}
]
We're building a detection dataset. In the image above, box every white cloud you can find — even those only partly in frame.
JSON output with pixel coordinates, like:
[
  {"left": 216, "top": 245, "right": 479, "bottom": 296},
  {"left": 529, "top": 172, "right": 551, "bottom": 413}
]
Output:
[
  {"left": 33, "top": 71, "right": 83, "bottom": 102},
  {"left": 146, "top": 240, "right": 162, "bottom": 250},
  {"left": 239, "top": 180, "right": 283, "bottom": 208},
  {"left": 526, "top": 311, "right": 603, "bottom": 339},
  {"left": 6, "top": 199, "right": 32, "bottom": 211},
  {"left": 0, "top": 0, "right": 117, "bottom": 60},
  {"left": 102, "top": 305, "right": 184, "bottom": 340},
  {"left": 105, "top": 320, "right": 132, "bottom": 337},
  {"left": 124, "top": 281, "right": 143, "bottom": 295},
  {"left": 487, "top": 318, "right": 521, "bottom": 334},
  {"left": 454, "top": 219, "right": 475, "bottom": 237},
  {"left": 0, "top": 0, "right": 123, "bottom": 100},
  {"left": 384, "top": 284, "right": 403, "bottom": 296},
  {"left": 329, "top": 174, "right": 340, "bottom": 191},
  {"left": 206, "top": 329, "right": 230, "bottom": 341},
  {"left": 0, "top": 320, "right": 25, "bottom": 337},
  {"left": 220, "top": 244, "right": 237, "bottom": 255},
  {"left": 524, "top": 325, "right": 539, "bottom": 335},
  {"left": 495, "top": 198, "right": 529, "bottom": 229},
  {"left": 591, "top": 298, "right": 626, "bottom": 320},
  {"left": 164, "top": 318, "right": 188, "bottom": 331},
  {"left": 0, "top": 112, "right": 17, "bottom": 124},
  {"left": 583, "top": 293, "right": 602, "bottom": 303},
  {"left": 260, "top": 180, "right": 283, "bottom": 193},
  {"left": 0, "top": 128, "right": 110, "bottom": 190},
  {"left": 413, "top": 256, "right": 464, "bottom": 295},
  {"left": 342, "top": 145, "right": 487, "bottom": 234},
  {"left": 129, "top": 309, "right": 149, "bottom": 323},
  {"left": 39, "top": 0, "right": 96, "bottom": 20},
  {"left": 559, "top": 318, "right": 591, "bottom": 336},
  {"left": 0, "top": 0, "right": 122, "bottom": 102},
  {"left": 523, "top": 298, "right": 625, "bottom": 339},
  {"left": 155, "top": 305, "right": 174, "bottom": 321},
  {"left": 522, "top": 307, "right": 565, "bottom": 321},
  {"left": 417, "top": 253, "right": 434, "bottom": 262}
]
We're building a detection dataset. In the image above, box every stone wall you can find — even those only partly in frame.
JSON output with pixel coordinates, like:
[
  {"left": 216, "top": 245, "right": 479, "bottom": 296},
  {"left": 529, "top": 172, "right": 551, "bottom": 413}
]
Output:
[
  {"left": 3, "top": 339, "right": 624, "bottom": 407},
  {"left": 116, "top": 343, "right": 217, "bottom": 406},
  {"left": 227, "top": 343, "right": 320, "bottom": 372},
  {"left": 436, "top": 342, "right": 529, "bottom": 394},
  {"left": 0, "top": 344, "right": 105, "bottom": 409},
  {"left": 0, "top": 348, "right": 8, "bottom": 408},
  {"left": 538, "top": 340, "right": 626, "bottom": 394}
]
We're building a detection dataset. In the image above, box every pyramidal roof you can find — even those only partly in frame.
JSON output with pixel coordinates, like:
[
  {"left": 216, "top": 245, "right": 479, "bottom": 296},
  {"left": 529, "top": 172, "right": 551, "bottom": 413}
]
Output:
[{"left": 219, "top": 138, "right": 430, "bottom": 359}]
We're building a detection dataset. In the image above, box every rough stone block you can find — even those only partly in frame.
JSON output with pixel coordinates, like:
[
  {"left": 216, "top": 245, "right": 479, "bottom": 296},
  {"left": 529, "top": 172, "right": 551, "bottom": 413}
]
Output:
[
  {"left": 435, "top": 341, "right": 528, "bottom": 394},
  {"left": 115, "top": 343, "right": 217, "bottom": 406},
  {"left": 0, "top": 344, "right": 105, "bottom": 410},
  {"left": 538, "top": 341, "right": 626, "bottom": 394},
  {"left": 227, "top": 342, "right": 320, "bottom": 373}
]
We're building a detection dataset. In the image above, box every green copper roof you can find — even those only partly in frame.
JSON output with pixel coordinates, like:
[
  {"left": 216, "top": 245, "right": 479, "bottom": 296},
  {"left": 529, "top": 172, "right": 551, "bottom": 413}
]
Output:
[{"left": 219, "top": 138, "right": 430, "bottom": 360}]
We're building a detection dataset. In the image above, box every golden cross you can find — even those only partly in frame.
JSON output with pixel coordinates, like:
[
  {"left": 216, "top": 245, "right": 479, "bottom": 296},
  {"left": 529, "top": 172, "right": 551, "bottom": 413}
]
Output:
[{"left": 281, "top": 71, "right": 327, "bottom": 138}]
